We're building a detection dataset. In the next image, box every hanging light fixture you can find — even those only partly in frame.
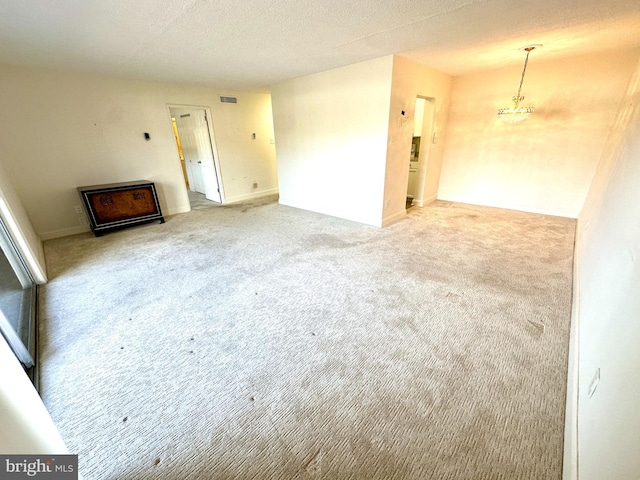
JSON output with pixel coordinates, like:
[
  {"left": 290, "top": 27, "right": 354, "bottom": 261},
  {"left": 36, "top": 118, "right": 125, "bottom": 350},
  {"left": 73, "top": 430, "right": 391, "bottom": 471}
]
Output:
[{"left": 497, "top": 45, "right": 541, "bottom": 123}]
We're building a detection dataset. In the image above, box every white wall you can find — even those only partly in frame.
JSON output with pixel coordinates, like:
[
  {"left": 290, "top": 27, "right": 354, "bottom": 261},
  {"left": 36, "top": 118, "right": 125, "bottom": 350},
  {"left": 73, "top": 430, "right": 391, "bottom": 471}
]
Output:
[
  {"left": 0, "top": 336, "right": 68, "bottom": 453},
  {"left": 418, "top": 98, "right": 438, "bottom": 204},
  {"left": 271, "top": 56, "right": 394, "bottom": 226},
  {"left": 567, "top": 53, "right": 640, "bottom": 480},
  {"left": 0, "top": 64, "right": 278, "bottom": 240},
  {"left": 413, "top": 98, "right": 425, "bottom": 137},
  {"left": 438, "top": 48, "right": 640, "bottom": 218},
  {"left": 208, "top": 95, "right": 278, "bottom": 203},
  {"left": 385, "top": 56, "right": 452, "bottom": 220},
  {"left": 271, "top": 55, "right": 452, "bottom": 227}
]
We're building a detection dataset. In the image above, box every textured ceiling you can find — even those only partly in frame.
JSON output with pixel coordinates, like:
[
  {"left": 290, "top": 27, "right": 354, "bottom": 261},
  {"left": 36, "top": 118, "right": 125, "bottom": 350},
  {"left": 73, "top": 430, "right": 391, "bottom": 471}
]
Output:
[{"left": 0, "top": 0, "right": 639, "bottom": 91}]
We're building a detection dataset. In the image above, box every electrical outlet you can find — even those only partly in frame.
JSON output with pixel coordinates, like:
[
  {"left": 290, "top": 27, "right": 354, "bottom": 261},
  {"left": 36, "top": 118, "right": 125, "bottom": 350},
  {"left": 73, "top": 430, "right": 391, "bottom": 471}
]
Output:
[
  {"left": 74, "top": 205, "right": 83, "bottom": 214},
  {"left": 79, "top": 216, "right": 88, "bottom": 226}
]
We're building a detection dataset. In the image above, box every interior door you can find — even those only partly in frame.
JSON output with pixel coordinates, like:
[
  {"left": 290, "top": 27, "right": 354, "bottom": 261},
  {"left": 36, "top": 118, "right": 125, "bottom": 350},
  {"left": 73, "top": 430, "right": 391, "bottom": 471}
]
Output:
[
  {"left": 174, "top": 110, "right": 222, "bottom": 203},
  {"left": 175, "top": 113, "right": 206, "bottom": 194}
]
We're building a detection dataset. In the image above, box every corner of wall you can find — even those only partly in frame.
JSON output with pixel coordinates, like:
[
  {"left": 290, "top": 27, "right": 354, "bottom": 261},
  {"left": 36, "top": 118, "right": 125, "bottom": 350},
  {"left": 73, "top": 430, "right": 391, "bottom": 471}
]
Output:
[
  {"left": 563, "top": 218, "right": 581, "bottom": 480},
  {"left": 381, "top": 209, "right": 406, "bottom": 227},
  {"left": 565, "top": 50, "right": 640, "bottom": 480},
  {"left": 383, "top": 56, "right": 453, "bottom": 224}
]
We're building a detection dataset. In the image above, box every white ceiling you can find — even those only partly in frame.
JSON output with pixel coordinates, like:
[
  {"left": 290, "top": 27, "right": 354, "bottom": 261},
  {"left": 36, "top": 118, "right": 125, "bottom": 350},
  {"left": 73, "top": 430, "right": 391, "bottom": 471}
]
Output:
[{"left": 1, "top": 0, "right": 639, "bottom": 91}]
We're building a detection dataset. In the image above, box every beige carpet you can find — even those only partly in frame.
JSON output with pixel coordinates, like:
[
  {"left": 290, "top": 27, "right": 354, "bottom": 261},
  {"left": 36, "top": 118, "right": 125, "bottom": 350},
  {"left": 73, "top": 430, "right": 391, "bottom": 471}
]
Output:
[
  {"left": 187, "top": 190, "right": 219, "bottom": 209},
  {"left": 38, "top": 198, "right": 575, "bottom": 479}
]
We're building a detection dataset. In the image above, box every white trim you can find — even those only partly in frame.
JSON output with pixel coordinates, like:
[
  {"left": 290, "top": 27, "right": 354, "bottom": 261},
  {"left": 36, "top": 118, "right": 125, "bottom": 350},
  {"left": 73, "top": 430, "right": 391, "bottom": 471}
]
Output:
[
  {"left": 563, "top": 219, "right": 581, "bottom": 480},
  {"left": 224, "top": 188, "right": 279, "bottom": 204},
  {"left": 413, "top": 193, "right": 438, "bottom": 208},
  {"left": 39, "top": 206, "right": 190, "bottom": 240},
  {"left": 279, "top": 197, "right": 381, "bottom": 227},
  {"left": 0, "top": 220, "right": 31, "bottom": 289},
  {"left": 436, "top": 195, "right": 578, "bottom": 219},
  {"left": 40, "top": 226, "right": 90, "bottom": 241},
  {"left": 0, "top": 198, "right": 47, "bottom": 283},
  {"left": 166, "top": 205, "right": 191, "bottom": 216},
  {"left": 382, "top": 209, "right": 406, "bottom": 226}
]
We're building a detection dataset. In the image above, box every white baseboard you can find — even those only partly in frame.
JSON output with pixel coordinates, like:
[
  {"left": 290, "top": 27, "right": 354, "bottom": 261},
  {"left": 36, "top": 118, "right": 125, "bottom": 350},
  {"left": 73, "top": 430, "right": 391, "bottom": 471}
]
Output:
[
  {"left": 40, "top": 204, "right": 191, "bottom": 240},
  {"left": 279, "top": 197, "right": 382, "bottom": 227},
  {"left": 224, "top": 188, "right": 279, "bottom": 204},
  {"left": 436, "top": 195, "right": 578, "bottom": 218},
  {"left": 40, "top": 225, "right": 91, "bottom": 241},
  {"left": 382, "top": 209, "right": 406, "bottom": 226},
  {"left": 166, "top": 205, "right": 191, "bottom": 216},
  {"left": 413, "top": 194, "right": 437, "bottom": 208},
  {"left": 279, "top": 197, "right": 406, "bottom": 228}
]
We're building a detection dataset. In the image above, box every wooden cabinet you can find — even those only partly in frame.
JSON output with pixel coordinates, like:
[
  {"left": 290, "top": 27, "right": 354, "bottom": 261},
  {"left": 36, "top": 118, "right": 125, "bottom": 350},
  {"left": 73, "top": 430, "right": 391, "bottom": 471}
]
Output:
[{"left": 78, "top": 181, "right": 165, "bottom": 236}]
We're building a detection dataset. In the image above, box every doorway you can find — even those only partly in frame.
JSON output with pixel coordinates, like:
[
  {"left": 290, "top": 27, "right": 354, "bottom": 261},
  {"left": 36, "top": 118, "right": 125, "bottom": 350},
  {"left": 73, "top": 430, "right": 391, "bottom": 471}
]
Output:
[
  {"left": 169, "top": 106, "right": 223, "bottom": 205},
  {"left": 406, "top": 96, "right": 436, "bottom": 208},
  {"left": 171, "top": 117, "right": 189, "bottom": 189}
]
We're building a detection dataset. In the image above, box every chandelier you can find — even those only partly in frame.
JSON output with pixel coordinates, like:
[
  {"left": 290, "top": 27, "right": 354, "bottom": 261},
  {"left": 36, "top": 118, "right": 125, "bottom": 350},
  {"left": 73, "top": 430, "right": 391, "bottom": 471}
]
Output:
[{"left": 497, "top": 45, "right": 540, "bottom": 123}]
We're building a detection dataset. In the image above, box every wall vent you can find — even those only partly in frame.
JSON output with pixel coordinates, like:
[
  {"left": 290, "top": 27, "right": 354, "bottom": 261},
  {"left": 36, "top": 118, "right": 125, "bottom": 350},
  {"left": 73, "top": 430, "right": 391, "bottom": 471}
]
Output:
[{"left": 220, "top": 96, "right": 238, "bottom": 104}]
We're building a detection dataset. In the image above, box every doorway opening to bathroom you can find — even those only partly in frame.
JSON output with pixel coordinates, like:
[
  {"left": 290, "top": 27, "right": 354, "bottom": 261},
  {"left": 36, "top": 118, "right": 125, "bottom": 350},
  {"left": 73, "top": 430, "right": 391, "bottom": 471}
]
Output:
[{"left": 407, "top": 96, "right": 436, "bottom": 209}]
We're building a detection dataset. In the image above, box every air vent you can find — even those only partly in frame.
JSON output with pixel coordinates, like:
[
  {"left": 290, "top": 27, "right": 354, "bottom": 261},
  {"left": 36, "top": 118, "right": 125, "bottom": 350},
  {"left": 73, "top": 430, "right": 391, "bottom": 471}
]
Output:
[
  {"left": 220, "top": 96, "right": 238, "bottom": 104},
  {"left": 179, "top": 114, "right": 190, "bottom": 118}
]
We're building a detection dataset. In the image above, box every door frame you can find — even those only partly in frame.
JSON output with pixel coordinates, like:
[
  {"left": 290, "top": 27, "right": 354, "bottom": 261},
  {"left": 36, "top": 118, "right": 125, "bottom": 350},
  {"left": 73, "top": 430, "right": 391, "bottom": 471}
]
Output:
[
  {"left": 167, "top": 104, "right": 226, "bottom": 203},
  {"left": 410, "top": 95, "right": 436, "bottom": 207},
  {"left": 173, "top": 110, "right": 207, "bottom": 195}
]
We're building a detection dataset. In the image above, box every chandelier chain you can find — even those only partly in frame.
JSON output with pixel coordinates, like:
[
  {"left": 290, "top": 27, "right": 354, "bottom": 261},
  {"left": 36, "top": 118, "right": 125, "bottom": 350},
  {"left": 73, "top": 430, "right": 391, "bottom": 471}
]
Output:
[
  {"left": 497, "top": 45, "right": 539, "bottom": 123},
  {"left": 515, "top": 47, "right": 533, "bottom": 102}
]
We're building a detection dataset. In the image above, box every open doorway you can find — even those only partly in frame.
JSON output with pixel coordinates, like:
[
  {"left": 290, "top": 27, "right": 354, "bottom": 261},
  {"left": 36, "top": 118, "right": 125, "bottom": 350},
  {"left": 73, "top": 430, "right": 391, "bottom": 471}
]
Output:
[
  {"left": 170, "top": 117, "right": 189, "bottom": 189},
  {"left": 406, "top": 96, "right": 436, "bottom": 208},
  {"left": 169, "top": 106, "right": 224, "bottom": 208}
]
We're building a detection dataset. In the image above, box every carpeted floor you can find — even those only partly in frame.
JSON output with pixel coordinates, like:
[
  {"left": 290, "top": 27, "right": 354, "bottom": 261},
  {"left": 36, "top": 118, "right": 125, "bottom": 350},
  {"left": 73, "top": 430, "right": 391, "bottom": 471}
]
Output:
[
  {"left": 187, "top": 190, "right": 219, "bottom": 209},
  {"left": 38, "top": 197, "right": 575, "bottom": 479}
]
